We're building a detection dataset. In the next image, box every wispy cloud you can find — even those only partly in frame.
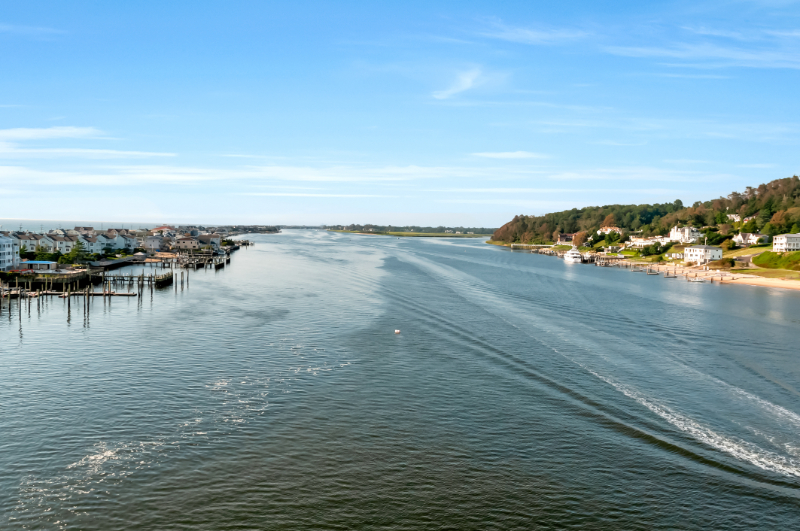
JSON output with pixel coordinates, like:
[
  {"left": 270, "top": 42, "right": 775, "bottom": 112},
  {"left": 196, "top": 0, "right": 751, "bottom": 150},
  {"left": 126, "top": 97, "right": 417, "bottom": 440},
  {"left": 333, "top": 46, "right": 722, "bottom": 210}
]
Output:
[
  {"left": 472, "top": 151, "right": 547, "bottom": 159},
  {"left": 432, "top": 69, "right": 481, "bottom": 99},
  {"left": 605, "top": 42, "right": 800, "bottom": 69},
  {"left": 0, "top": 126, "right": 173, "bottom": 159},
  {"left": 0, "top": 144, "right": 175, "bottom": 159},
  {"left": 0, "top": 23, "right": 64, "bottom": 37},
  {"left": 0, "top": 126, "right": 101, "bottom": 141},
  {"left": 479, "top": 19, "right": 588, "bottom": 45},
  {"left": 736, "top": 163, "right": 776, "bottom": 168}
]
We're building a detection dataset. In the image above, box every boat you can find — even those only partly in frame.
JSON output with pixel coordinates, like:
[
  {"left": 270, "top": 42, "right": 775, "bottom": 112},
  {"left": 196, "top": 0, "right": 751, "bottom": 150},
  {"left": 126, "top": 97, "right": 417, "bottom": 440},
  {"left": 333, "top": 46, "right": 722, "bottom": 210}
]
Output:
[
  {"left": 688, "top": 277, "right": 708, "bottom": 283},
  {"left": 563, "top": 246, "right": 583, "bottom": 264}
]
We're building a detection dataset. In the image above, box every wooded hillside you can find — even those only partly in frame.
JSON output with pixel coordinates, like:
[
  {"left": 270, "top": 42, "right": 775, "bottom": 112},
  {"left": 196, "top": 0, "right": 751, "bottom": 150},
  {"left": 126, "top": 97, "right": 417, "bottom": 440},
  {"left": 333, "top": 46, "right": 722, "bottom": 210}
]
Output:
[{"left": 491, "top": 176, "right": 800, "bottom": 244}]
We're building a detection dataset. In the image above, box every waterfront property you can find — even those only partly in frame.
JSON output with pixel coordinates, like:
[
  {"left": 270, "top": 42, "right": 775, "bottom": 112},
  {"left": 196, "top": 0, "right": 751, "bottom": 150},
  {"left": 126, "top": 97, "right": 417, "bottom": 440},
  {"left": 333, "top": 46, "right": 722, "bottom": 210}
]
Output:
[
  {"left": 773, "top": 233, "right": 800, "bottom": 252},
  {"left": 669, "top": 225, "right": 701, "bottom": 244},
  {"left": 733, "top": 232, "right": 769, "bottom": 246},
  {"left": 684, "top": 245, "right": 723, "bottom": 264},
  {"left": 0, "top": 234, "right": 18, "bottom": 271}
]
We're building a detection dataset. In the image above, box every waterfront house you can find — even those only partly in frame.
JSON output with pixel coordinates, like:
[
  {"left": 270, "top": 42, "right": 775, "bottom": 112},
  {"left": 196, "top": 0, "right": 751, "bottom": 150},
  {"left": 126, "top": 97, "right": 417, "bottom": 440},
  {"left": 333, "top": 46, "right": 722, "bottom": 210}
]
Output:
[
  {"left": 49, "top": 235, "right": 80, "bottom": 254},
  {"left": 79, "top": 236, "right": 98, "bottom": 254},
  {"left": 0, "top": 234, "right": 19, "bottom": 271},
  {"left": 773, "top": 233, "right": 800, "bottom": 253},
  {"left": 669, "top": 225, "right": 700, "bottom": 243},
  {"left": 121, "top": 234, "right": 137, "bottom": 251},
  {"left": 684, "top": 245, "right": 723, "bottom": 264},
  {"left": 733, "top": 233, "right": 769, "bottom": 246},
  {"left": 144, "top": 236, "right": 165, "bottom": 253},
  {"left": 557, "top": 233, "right": 575, "bottom": 245},
  {"left": 174, "top": 237, "right": 201, "bottom": 250},
  {"left": 198, "top": 234, "right": 222, "bottom": 249}
]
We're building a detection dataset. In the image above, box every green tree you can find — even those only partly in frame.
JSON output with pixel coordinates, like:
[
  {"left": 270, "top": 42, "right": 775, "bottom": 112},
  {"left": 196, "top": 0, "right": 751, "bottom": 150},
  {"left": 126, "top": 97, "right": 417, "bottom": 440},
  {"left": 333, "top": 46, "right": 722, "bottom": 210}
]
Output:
[
  {"left": 59, "top": 240, "right": 88, "bottom": 264},
  {"left": 791, "top": 223, "right": 800, "bottom": 234}
]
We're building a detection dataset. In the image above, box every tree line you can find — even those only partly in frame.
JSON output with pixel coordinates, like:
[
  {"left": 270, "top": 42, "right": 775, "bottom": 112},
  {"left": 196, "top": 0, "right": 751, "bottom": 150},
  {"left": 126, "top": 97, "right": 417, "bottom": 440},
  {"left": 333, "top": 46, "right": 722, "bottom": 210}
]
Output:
[{"left": 491, "top": 176, "right": 800, "bottom": 245}]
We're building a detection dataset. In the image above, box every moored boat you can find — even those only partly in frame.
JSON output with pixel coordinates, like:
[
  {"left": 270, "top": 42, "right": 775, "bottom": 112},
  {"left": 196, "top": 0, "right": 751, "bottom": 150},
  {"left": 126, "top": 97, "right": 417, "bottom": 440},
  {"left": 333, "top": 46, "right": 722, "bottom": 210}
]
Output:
[{"left": 563, "top": 246, "right": 583, "bottom": 264}]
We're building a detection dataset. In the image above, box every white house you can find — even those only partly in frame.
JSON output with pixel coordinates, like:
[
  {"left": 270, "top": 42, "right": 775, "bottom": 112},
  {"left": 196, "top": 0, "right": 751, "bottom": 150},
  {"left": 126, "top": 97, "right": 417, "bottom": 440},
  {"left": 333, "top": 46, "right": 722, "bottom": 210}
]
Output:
[
  {"left": 727, "top": 214, "right": 741, "bottom": 222},
  {"left": 773, "top": 233, "right": 800, "bottom": 253},
  {"left": 120, "top": 234, "right": 137, "bottom": 251},
  {"left": 0, "top": 234, "right": 19, "bottom": 271},
  {"left": 684, "top": 245, "right": 723, "bottom": 264},
  {"left": 79, "top": 235, "right": 113, "bottom": 255},
  {"left": 669, "top": 225, "right": 701, "bottom": 243},
  {"left": 733, "top": 233, "right": 768, "bottom": 246},
  {"left": 198, "top": 234, "right": 222, "bottom": 249},
  {"left": 48, "top": 235, "right": 82, "bottom": 254},
  {"left": 144, "top": 236, "right": 164, "bottom": 253},
  {"left": 597, "top": 226, "right": 621, "bottom": 235},
  {"left": 174, "top": 237, "right": 200, "bottom": 250}
]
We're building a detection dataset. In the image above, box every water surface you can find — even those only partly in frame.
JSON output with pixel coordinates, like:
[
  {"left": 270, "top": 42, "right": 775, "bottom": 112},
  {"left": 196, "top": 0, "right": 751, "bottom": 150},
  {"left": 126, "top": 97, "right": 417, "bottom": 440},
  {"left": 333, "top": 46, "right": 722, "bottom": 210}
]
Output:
[{"left": 2, "top": 230, "right": 800, "bottom": 529}]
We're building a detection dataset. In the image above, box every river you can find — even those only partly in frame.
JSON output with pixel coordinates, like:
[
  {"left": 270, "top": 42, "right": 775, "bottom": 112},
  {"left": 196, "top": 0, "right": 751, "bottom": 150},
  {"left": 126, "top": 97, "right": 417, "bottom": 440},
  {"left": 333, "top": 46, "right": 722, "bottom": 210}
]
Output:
[{"left": 2, "top": 229, "right": 800, "bottom": 529}]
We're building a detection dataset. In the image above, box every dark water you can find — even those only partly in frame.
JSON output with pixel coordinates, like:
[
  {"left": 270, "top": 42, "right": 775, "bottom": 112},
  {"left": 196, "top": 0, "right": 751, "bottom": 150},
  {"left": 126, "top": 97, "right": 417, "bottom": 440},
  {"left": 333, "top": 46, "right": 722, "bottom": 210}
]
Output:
[{"left": 3, "top": 230, "right": 800, "bottom": 529}]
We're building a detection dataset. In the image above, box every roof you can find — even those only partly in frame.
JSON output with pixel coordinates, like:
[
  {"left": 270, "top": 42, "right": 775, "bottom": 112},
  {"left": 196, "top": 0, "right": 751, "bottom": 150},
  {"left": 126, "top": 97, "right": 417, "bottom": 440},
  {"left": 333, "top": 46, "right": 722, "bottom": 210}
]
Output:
[
  {"left": 22, "top": 260, "right": 57, "bottom": 264},
  {"left": 687, "top": 245, "right": 721, "bottom": 250}
]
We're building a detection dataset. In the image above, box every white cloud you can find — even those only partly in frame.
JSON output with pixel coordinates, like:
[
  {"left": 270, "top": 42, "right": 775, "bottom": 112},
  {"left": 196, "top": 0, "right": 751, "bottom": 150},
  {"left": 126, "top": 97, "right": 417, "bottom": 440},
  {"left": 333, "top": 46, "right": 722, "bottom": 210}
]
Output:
[
  {"left": 0, "top": 126, "right": 101, "bottom": 140},
  {"left": 604, "top": 43, "right": 800, "bottom": 69},
  {"left": 0, "top": 23, "right": 63, "bottom": 37},
  {"left": 432, "top": 69, "right": 481, "bottom": 99},
  {"left": 0, "top": 127, "right": 174, "bottom": 159},
  {"left": 0, "top": 144, "right": 175, "bottom": 159},
  {"left": 479, "top": 20, "right": 588, "bottom": 45},
  {"left": 472, "top": 151, "right": 547, "bottom": 159}
]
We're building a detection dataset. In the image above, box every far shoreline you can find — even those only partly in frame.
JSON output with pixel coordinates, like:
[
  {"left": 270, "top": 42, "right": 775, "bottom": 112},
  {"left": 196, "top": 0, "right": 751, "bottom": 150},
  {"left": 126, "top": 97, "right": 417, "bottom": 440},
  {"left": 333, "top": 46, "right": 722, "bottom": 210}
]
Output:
[{"left": 329, "top": 230, "right": 486, "bottom": 238}]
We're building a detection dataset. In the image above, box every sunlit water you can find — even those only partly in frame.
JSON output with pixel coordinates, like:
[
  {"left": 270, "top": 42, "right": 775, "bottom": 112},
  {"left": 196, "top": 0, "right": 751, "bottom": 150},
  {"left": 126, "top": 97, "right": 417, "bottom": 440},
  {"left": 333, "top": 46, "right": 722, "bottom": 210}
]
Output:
[{"left": 2, "top": 230, "right": 800, "bottom": 529}]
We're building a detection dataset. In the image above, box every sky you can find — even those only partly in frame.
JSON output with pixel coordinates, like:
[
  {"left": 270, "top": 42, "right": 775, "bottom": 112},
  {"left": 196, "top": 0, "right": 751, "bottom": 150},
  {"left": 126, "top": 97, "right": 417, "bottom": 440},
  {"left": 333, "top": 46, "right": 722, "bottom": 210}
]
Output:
[{"left": 1, "top": 0, "right": 799, "bottom": 227}]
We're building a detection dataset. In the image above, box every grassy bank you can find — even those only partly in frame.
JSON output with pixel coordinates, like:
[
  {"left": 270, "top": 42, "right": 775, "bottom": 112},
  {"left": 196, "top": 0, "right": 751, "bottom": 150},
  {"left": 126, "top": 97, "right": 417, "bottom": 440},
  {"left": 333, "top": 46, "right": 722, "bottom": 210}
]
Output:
[{"left": 752, "top": 251, "right": 800, "bottom": 270}]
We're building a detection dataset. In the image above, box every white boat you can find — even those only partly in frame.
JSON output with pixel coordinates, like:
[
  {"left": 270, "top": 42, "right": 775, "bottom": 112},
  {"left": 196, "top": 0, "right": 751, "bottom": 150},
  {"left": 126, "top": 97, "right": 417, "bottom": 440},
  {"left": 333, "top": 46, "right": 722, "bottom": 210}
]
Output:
[{"left": 563, "top": 246, "right": 583, "bottom": 264}]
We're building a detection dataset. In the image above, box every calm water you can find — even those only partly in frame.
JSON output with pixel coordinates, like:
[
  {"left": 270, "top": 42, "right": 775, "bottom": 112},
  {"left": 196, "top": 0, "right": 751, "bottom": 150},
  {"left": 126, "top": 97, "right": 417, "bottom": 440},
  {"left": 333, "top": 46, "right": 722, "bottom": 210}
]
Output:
[{"left": 3, "top": 230, "right": 800, "bottom": 529}]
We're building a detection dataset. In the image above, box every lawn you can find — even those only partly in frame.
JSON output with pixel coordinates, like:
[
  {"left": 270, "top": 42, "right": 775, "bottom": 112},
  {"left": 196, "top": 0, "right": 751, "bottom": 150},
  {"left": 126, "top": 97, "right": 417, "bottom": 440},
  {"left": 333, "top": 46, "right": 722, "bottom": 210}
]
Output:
[
  {"left": 723, "top": 244, "right": 772, "bottom": 259},
  {"left": 752, "top": 251, "right": 800, "bottom": 270}
]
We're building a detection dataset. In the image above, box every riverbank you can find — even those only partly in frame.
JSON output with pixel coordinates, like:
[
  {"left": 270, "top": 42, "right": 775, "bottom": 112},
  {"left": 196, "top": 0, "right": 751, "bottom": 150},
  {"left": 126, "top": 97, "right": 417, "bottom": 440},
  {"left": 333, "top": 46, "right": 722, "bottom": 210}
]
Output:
[
  {"left": 618, "top": 261, "right": 800, "bottom": 291},
  {"left": 494, "top": 240, "right": 800, "bottom": 292}
]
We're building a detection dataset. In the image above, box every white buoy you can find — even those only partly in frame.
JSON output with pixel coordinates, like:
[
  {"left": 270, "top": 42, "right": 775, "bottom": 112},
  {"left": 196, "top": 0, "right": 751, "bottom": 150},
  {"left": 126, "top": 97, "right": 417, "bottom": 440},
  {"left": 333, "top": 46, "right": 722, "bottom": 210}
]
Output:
[{"left": 394, "top": 330, "right": 400, "bottom": 334}]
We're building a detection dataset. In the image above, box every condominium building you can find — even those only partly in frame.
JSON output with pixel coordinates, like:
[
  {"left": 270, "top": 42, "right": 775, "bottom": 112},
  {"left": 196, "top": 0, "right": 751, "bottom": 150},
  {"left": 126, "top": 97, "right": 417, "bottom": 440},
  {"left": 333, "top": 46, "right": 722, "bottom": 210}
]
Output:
[{"left": 773, "top": 233, "right": 800, "bottom": 253}]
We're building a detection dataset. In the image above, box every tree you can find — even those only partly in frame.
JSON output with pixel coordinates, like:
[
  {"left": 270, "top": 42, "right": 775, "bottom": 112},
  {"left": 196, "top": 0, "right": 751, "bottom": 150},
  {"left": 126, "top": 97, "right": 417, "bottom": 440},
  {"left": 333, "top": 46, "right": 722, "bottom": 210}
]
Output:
[
  {"left": 59, "top": 240, "right": 88, "bottom": 264},
  {"left": 573, "top": 231, "right": 588, "bottom": 247},
  {"left": 721, "top": 239, "right": 737, "bottom": 251},
  {"left": 792, "top": 223, "right": 800, "bottom": 234},
  {"left": 602, "top": 213, "right": 616, "bottom": 227}
]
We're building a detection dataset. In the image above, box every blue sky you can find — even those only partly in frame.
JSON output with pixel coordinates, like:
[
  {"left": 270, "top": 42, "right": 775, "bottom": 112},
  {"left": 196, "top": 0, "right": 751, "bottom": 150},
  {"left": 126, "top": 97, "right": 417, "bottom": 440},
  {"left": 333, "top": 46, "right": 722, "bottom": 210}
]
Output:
[{"left": 1, "top": 0, "right": 799, "bottom": 226}]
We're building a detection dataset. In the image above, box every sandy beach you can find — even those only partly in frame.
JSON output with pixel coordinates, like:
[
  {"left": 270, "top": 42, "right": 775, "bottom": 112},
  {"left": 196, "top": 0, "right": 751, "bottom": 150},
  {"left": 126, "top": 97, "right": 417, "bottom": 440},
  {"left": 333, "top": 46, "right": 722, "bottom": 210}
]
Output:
[{"left": 621, "top": 262, "right": 800, "bottom": 292}]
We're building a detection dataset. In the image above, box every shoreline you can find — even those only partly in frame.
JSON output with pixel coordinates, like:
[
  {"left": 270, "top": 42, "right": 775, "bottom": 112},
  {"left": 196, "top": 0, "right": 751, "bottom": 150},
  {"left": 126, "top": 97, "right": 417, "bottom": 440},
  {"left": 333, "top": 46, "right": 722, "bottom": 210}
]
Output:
[{"left": 492, "top": 241, "right": 800, "bottom": 293}]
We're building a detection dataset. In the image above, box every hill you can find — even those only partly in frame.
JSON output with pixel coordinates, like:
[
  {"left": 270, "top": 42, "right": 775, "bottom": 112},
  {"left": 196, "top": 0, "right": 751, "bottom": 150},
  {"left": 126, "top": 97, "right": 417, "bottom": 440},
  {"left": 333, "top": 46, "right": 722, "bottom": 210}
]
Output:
[{"left": 491, "top": 176, "right": 800, "bottom": 245}]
